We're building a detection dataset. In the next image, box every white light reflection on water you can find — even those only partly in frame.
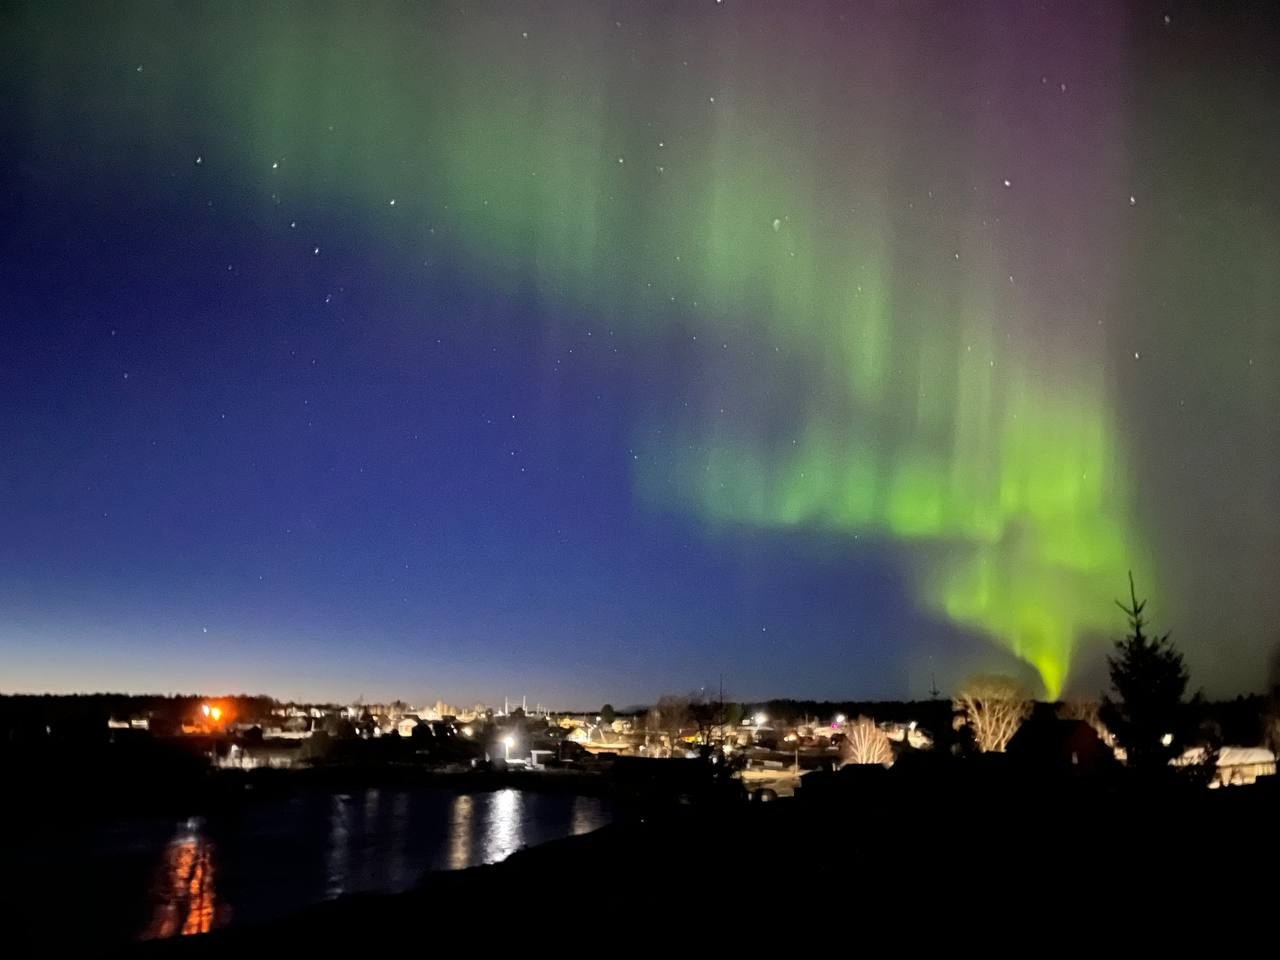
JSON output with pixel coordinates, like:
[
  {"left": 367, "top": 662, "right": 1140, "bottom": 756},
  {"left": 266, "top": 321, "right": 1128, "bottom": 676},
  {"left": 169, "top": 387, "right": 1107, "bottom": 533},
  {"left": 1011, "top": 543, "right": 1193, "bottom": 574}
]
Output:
[
  {"left": 325, "top": 794, "right": 351, "bottom": 900},
  {"left": 571, "top": 795, "right": 607, "bottom": 836},
  {"left": 448, "top": 793, "right": 474, "bottom": 870},
  {"left": 480, "top": 788, "right": 524, "bottom": 864},
  {"left": 387, "top": 789, "right": 410, "bottom": 889}
]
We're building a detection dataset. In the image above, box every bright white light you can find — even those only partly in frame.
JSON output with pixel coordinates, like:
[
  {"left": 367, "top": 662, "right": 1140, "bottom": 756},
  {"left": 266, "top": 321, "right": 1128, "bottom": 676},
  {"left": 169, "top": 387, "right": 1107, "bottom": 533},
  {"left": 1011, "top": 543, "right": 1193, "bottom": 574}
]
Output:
[
  {"left": 461, "top": 725, "right": 473, "bottom": 737},
  {"left": 503, "top": 735, "right": 515, "bottom": 748},
  {"left": 909, "top": 720, "right": 917, "bottom": 731},
  {"left": 834, "top": 713, "right": 846, "bottom": 725},
  {"left": 754, "top": 713, "right": 767, "bottom": 726},
  {"left": 201, "top": 704, "right": 211, "bottom": 717},
  {"left": 1161, "top": 733, "right": 1173, "bottom": 747}
]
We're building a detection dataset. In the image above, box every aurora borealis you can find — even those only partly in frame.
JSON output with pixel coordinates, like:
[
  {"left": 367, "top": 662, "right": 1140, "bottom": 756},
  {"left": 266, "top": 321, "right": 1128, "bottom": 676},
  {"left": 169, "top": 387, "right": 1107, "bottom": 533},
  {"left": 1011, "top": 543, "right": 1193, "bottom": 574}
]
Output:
[{"left": 1, "top": 2, "right": 1277, "bottom": 702}]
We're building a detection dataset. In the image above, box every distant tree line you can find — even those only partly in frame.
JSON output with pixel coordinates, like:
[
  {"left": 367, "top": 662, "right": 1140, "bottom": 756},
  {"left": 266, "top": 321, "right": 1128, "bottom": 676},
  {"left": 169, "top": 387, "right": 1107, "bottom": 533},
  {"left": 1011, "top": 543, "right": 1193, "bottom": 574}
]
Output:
[{"left": 0, "top": 693, "right": 277, "bottom": 741}]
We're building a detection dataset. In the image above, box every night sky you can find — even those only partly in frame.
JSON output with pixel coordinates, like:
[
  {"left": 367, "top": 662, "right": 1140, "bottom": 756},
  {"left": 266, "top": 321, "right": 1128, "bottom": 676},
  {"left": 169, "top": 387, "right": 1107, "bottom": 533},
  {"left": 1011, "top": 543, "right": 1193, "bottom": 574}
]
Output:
[{"left": 1, "top": 1, "right": 1277, "bottom": 705}]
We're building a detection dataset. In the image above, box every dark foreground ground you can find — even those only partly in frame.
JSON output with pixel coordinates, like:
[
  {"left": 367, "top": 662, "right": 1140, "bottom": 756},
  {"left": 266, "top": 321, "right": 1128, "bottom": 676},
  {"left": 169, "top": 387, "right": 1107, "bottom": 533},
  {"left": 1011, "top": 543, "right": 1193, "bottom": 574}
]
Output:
[{"left": 110, "top": 764, "right": 1278, "bottom": 953}]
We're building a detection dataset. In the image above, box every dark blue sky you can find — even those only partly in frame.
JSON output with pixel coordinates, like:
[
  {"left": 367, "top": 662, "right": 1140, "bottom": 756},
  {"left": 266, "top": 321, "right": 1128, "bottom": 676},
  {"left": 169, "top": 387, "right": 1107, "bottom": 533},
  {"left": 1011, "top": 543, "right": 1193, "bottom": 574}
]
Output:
[{"left": 0, "top": 108, "right": 966, "bottom": 703}]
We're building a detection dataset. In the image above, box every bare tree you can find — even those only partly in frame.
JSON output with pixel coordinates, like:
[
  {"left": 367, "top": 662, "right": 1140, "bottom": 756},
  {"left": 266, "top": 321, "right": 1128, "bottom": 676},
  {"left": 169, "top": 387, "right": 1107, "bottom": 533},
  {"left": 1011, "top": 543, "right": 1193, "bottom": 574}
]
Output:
[
  {"left": 839, "top": 716, "right": 894, "bottom": 766},
  {"left": 646, "top": 693, "right": 694, "bottom": 757},
  {"left": 954, "top": 675, "right": 1032, "bottom": 752}
]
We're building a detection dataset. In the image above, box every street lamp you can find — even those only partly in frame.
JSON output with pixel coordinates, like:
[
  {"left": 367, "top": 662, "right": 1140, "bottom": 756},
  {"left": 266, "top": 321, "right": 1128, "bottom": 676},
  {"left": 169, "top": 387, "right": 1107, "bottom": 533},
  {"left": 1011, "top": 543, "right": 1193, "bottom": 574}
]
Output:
[{"left": 503, "top": 734, "right": 515, "bottom": 761}]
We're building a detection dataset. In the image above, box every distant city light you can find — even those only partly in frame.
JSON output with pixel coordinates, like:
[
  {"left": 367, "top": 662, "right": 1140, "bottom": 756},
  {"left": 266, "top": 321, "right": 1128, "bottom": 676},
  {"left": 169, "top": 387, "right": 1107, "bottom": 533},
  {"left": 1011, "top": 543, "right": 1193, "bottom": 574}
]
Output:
[
  {"left": 834, "top": 713, "right": 846, "bottom": 725},
  {"left": 754, "top": 712, "right": 767, "bottom": 726}
]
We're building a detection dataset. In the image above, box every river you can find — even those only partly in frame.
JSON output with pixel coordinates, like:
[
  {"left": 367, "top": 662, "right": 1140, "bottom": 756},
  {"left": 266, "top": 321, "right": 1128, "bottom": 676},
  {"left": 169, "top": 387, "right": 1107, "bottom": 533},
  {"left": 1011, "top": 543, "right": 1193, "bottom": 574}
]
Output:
[{"left": 12, "top": 786, "right": 610, "bottom": 943}]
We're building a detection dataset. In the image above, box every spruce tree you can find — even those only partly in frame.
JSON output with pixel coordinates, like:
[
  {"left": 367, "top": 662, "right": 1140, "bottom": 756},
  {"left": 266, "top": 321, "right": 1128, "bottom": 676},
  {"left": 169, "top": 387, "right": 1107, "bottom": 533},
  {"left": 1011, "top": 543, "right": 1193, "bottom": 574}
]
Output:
[{"left": 1101, "top": 573, "right": 1190, "bottom": 772}]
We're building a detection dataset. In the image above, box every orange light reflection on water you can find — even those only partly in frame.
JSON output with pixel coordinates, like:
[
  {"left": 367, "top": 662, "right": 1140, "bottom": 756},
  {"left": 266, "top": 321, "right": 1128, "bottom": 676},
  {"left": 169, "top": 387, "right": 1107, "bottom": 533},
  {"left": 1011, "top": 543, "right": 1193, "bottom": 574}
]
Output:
[{"left": 141, "top": 819, "right": 220, "bottom": 939}]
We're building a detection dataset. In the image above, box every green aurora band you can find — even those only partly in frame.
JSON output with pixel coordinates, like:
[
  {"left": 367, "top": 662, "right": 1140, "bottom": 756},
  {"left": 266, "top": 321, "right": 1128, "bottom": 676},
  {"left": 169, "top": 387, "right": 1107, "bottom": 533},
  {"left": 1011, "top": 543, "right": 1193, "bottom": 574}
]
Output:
[{"left": 29, "top": 2, "right": 1267, "bottom": 696}]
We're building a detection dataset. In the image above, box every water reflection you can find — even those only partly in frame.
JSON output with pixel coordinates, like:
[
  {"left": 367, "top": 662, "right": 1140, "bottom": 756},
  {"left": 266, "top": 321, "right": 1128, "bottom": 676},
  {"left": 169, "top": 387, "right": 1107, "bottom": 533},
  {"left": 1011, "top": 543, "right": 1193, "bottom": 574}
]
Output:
[
  {"left": 571, "top": 795, "right": 604, "bottom": 836},
  {"left": 481, "top": 788, "right": 524, "bottom": 863},
  {"left": 448, "top": 794, "right": 474, "bottom": 870},
  {"left": 388, "top": 790, "right": 410, "bottom": 889},
  {"left": 325, "top": 794, "right": 351, "bottom": 900},
  {"left": 129, "top": 789, "right": 608, "bottom": 941},
  {"left": 142, "top": 817, "right": 220, "bottom": 939}
]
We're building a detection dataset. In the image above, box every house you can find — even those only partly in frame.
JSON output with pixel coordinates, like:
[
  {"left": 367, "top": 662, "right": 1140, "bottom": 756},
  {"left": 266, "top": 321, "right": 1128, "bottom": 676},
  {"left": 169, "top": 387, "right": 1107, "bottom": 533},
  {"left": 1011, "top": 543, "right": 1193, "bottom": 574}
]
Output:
[
  {"left": 1007, "top": 717, "right": 1116, "bottom": 774},
  {"left": 396, "top": 715, "right": 420, "bottom": 738},
  {"left": 1175, "top": 745, "right": 1277, "bottom": 786}
]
